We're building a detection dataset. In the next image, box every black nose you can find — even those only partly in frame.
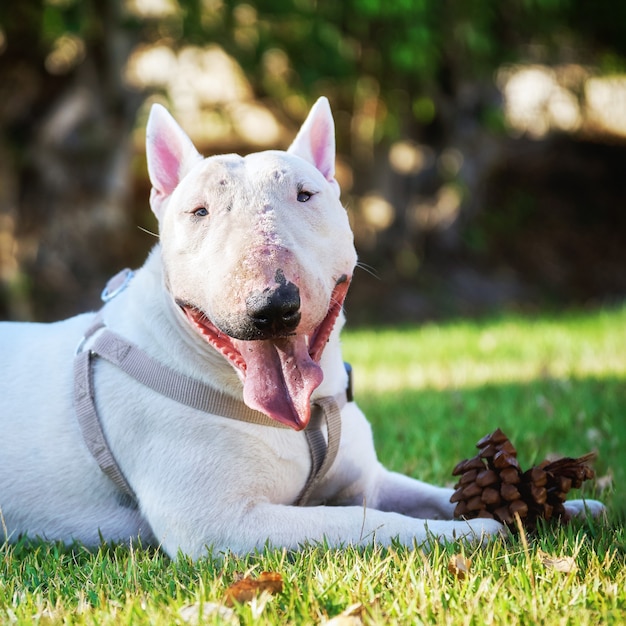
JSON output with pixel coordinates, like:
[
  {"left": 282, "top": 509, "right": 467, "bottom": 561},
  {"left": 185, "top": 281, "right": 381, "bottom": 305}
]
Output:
[{"left": 246, "top": 281, "right": 301, "bottom": 336}]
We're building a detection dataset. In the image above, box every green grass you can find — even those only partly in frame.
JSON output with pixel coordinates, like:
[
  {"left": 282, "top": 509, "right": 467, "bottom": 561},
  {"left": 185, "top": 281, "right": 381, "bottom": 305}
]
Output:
[{"left": 2, "top": 306, "right": 625, "bottom": 624}]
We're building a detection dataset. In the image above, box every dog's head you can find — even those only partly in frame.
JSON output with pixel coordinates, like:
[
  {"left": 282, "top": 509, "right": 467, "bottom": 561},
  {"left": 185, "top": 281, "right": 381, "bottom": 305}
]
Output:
[{"left": 145, "top": 98, "right": 357, "bottom": 430}]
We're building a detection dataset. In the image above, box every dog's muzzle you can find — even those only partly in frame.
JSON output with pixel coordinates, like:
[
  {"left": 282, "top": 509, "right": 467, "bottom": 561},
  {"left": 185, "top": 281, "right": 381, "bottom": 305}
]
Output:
[{"left": 216, "top": 270, "right": 302, "bottom": 341}]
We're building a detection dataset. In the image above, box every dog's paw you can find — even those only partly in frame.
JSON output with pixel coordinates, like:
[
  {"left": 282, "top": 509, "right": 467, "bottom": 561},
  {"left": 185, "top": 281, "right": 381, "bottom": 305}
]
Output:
[
  {"left": 563, "top": 498, "right": 606, "bottom": 520},
  {"left": 456, "top": 517, "right": 506, "bottom": 544},
  {"left": 426, "top": 518, "right": 506, "bottom": 547}
]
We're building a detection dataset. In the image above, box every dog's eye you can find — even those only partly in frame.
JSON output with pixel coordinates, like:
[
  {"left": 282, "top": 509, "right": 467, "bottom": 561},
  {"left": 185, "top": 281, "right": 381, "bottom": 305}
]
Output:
[
  {"left": 192, "top": 207, "right": 209, "bottom": 217},
  {"left": 297, "top": 190, "right": 312, "bottom": 203}
]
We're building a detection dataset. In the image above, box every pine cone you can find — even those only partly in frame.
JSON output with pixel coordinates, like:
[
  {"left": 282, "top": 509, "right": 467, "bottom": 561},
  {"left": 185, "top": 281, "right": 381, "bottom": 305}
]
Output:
[{"left": 451, "top": 428, "right": 596, "bottom": 529}]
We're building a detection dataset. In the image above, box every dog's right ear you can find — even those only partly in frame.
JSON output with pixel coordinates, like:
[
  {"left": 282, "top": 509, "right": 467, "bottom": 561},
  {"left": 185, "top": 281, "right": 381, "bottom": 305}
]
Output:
[
  {"left": 288, "top": 96, "right": 340, "bottom": 197},
  {"left": 146, "top": 103, "right": 203, "bottom": 221}
]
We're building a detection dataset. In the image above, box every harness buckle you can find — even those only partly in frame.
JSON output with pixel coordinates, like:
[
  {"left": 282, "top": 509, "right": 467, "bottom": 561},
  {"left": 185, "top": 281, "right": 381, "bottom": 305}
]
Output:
[{"left": 101, "top": 268, "right": 134, "bottom": 303}]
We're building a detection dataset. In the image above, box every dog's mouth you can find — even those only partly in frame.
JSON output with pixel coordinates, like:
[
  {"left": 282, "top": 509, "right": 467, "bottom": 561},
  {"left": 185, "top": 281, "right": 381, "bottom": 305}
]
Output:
[{"left": 178, "top": 278, "right": 350, "bottom": 430}]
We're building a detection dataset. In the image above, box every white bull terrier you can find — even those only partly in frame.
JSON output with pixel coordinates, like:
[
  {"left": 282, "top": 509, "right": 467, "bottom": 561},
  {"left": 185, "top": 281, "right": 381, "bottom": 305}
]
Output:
[{"left": 0, "top": 98, "right": 603, "bottom": 559}]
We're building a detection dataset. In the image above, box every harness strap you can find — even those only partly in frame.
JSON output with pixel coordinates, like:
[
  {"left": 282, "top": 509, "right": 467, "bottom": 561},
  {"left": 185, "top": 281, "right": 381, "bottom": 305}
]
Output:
[
  {"left": 296, "top": 396, "right": 342, "bottom": 506},
  {"left": 91, "top": 329, "right": 294, "bottom": 428},
  {"left": 74, "top": 347, "right": 138, "bottom": 502},
  {"left": 74, "top": 322, "right": 347, "bottom": 508}
]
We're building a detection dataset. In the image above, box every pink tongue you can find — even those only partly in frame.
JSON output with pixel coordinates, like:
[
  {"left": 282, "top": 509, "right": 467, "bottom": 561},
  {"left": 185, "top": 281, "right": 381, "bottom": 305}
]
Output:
[{"left": 234, "top": 335, "right": 323, "bottom": 430}]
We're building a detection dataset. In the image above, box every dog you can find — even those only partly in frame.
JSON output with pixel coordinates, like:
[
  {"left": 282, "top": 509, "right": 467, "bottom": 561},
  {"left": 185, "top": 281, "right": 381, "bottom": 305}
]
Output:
[{"left": 0, "top": 98, "right": 604, "bottom": 559}]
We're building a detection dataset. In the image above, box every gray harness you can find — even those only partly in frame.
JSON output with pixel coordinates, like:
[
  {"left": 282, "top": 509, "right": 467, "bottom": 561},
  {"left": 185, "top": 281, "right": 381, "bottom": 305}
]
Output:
[{"left": 73, "top": 270, "right": 349, "bottom": 508}]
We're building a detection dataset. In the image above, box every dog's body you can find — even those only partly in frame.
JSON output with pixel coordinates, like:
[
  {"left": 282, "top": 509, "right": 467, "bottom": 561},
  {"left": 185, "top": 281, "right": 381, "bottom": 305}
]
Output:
[{"left": 0, "top": 99, "right": 602, "bottom": 558}]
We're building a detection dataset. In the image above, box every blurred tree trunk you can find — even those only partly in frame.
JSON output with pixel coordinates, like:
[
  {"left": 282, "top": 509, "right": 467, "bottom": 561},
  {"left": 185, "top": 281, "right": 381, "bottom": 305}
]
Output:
[{"left": 0, "top": 0, "right": 143, "bottom": 321}]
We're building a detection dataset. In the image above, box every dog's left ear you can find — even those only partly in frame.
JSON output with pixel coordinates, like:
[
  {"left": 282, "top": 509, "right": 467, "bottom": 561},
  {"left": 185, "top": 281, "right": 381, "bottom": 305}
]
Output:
[
  {"left": 288, "top": 97, "right": 340, "bottom": 197},
  {"left": 146, "top": 103, "right": 204, "bottom": 221}
]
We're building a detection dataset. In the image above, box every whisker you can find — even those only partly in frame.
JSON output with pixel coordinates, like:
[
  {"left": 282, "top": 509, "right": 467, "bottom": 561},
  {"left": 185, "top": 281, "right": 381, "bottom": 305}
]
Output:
[
  {"left": 137, "top": 225, "right": 159, "bottom": 239},
  {"left": 356, "top": 262, "right": 380, "bottom": 280}
]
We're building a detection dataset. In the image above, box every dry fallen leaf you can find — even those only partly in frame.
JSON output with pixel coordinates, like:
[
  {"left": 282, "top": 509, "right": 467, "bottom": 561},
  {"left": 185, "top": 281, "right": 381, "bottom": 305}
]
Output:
[
  {"left": 447, "top": 554, "right": 472, "bottom": 579},
  {"left": 223, "top": 571, "right": 284, "bottom": 607},
  {"left": 178, "top": 601, "right": 237, "bottom": 625},
  {"left": 325, "top": 602, "right": 365, "bottom": 625},
  {"left": 325, "top": 616, "right": 363, "bottom": 626},
  {"left": 537, "top": 550, "right": 578, "bottom": 573}
]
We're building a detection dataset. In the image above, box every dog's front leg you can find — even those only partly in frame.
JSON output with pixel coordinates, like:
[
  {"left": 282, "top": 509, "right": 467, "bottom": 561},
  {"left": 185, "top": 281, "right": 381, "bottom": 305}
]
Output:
[{"left": 166, "top": 500, "right": 505, "bottom": 558}]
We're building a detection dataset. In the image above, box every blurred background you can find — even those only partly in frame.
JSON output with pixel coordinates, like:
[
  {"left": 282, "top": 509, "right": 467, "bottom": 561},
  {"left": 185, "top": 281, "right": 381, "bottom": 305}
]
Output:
[{"left": 1, "top": 0, "right": 625, "bottom": 324}]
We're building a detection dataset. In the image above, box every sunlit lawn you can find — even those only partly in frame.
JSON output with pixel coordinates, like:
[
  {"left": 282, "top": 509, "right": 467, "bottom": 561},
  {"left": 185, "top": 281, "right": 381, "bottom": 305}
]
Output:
[
  {"left": 345, "top": 306, "right": 625, "bottom": 492},
  {"left": 1, "top": 306, "right": 625, "bottom": 624}
]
